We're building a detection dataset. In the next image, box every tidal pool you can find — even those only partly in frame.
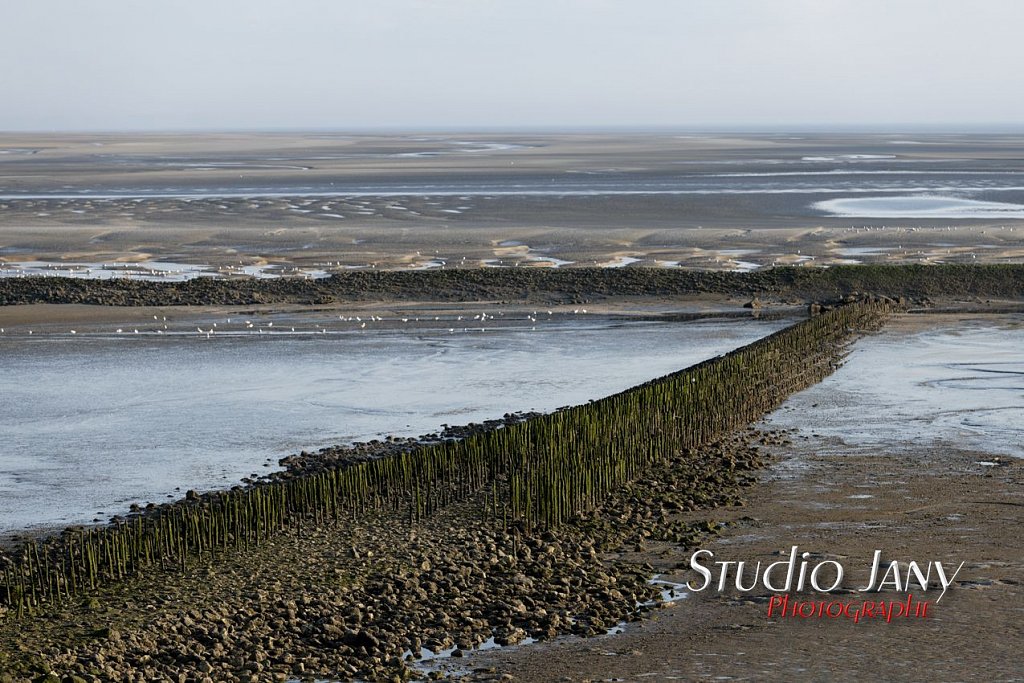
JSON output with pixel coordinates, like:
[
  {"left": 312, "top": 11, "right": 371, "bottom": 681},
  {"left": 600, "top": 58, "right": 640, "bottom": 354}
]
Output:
[
  {"left": 814, "top": 195, "right": 1024, "bottom": 219},
  {"left": 0, "top": 315, "right": 788, "bottom": 534}
]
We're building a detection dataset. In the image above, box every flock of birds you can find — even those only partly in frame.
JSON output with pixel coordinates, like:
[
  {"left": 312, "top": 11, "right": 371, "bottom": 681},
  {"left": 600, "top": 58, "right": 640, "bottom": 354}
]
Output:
[{"left": 0, "top": 309, "right": 594, "bottom": 339}]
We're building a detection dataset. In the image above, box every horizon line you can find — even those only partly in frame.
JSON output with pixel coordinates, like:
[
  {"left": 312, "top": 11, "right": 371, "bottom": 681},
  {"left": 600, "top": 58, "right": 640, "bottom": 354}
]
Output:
[{"left": 3, "top": 122, "right": 1024, "bottom": 136}]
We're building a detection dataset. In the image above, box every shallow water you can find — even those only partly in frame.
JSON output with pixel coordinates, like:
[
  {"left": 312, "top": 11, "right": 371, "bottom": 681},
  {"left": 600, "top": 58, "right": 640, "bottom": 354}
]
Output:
[
  {"left": 765, "top": 316, "right": 1024, "bottom": 458},
  {"left": 0, "top": 316, "right": 788, "bottom": 534},
  {"left": 0, "top": 259, "right": 331, "bottom": 281},
  {"left": 815, "top": 195, "right": 1024, "bottom": 219},
  {"left": 402, "top": 574, "right": 688, "bottom": 680}
]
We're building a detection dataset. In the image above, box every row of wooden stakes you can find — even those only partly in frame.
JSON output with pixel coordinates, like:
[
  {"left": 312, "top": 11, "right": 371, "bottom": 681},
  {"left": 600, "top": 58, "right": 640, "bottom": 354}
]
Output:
[{"left": 0, "top": 301, "right": 894, "bottom": 616}]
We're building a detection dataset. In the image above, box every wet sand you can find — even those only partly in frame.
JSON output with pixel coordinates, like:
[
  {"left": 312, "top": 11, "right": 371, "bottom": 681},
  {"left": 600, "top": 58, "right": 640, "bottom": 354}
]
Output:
[
  {"left": 2, "top": 133, "right": 1023, "bottom": 273},
  {"left": 464, "top": 451, "right": 1023, "bottom": 682}
]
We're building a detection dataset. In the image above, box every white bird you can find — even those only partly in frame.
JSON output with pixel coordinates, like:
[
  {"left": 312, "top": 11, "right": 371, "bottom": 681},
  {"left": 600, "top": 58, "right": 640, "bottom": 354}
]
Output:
[{"left": 70, "top": 330, "right": 76, "bottom": 334}]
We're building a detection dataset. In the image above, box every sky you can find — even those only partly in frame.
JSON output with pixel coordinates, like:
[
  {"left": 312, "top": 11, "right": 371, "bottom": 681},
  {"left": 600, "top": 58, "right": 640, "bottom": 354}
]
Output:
[{"left": 1, "top": 0, "right": 1022, "bottom": 132}]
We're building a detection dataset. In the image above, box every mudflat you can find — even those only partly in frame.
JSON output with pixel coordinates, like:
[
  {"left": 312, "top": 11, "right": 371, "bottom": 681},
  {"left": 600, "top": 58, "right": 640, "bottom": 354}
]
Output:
[
  {"left": 464, "top": 449, "right": 1023, "bottom": 682},
  {"left": 2, "top": 133, "right": 1023, "bottom": 273}
]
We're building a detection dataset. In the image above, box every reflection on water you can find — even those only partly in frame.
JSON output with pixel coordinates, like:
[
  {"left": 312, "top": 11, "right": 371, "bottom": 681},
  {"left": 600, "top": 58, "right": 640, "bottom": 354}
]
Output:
[
  {"left": 766, "top": 317, "right": 1023, "bottom": 458},
  {"left": 0, "top": 316, "right": 788, "bottom": 533}
]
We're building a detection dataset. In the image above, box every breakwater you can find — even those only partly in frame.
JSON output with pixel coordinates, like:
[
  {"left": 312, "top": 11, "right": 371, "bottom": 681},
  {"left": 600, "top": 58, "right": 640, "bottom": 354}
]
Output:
[
  {"left": 0, "top": 264, "right": 1021, "bottom": 307},
  {"left": 0, "top": 301, "right": 894, "bottom": 617}
]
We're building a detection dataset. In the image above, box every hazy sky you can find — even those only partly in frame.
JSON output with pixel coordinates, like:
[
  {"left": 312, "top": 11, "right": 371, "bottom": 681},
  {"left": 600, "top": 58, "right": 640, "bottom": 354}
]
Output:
[{"left": 2, "top": 0, "right": 1022, "bottom": 131}]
